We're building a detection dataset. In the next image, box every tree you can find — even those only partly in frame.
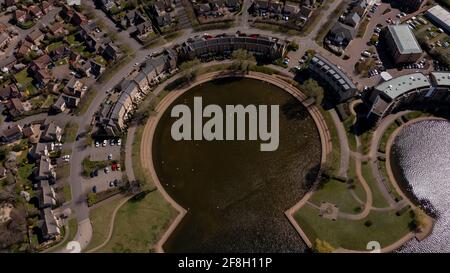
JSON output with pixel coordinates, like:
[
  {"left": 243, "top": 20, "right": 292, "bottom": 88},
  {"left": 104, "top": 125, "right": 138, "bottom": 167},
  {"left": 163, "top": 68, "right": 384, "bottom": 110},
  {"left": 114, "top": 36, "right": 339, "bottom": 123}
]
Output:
[
  {"left": 180, "top": 59, "right": 201, "bottom": 82},
  {"left": 314, "top": 239, "right": 335, "bottom": 253},
  {"left": 231, "top": 49, "right": 256, "bottom": 71},
  {"left": 287, "top": 40, "right": 299, "bottom": 52},
  {"left": 87, "top": 192, "right": 97, "bottom": 206}
]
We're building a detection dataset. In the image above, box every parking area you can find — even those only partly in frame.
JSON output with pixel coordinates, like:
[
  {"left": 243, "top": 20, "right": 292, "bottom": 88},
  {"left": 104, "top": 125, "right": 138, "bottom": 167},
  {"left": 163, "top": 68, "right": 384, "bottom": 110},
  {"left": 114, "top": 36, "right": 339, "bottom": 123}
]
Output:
[
  {"left": 89, "top": 139, "right": 122, "bottom": 161},
  {"left": 84, "top": 169, "right": 124, "bottom": 194}
]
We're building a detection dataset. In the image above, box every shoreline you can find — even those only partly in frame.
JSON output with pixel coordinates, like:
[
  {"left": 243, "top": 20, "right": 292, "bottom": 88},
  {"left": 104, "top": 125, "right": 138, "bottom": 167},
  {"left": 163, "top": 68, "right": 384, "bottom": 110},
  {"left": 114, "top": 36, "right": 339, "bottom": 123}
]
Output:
[{"left": 140, "top": 71, "right": 331, "bottom": 252}]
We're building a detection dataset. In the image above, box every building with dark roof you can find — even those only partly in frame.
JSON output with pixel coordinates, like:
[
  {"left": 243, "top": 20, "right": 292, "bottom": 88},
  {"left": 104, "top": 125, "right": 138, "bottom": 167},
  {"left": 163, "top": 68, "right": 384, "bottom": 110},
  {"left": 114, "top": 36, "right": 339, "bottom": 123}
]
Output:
[{"left": 309, "top": 54, "right": 357, "bottom": 103}]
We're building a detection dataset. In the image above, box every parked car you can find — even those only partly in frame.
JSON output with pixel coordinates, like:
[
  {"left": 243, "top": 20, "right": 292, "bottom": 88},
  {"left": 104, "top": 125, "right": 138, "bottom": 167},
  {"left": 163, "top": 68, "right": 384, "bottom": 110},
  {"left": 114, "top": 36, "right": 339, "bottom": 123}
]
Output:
[
  {"left": 109, "top": 181, "right": 115, "bottom": 188},
  {"left": 107, "top": 154, "right": 112, "bottom": 160},
  {"left": 110, "top": 139, "right": 115, "bottom": 146},
  {"left": 95, "top": 141, "right": 100, "bottom": 147},
  {"left": 92, "top": 186, "right": 97, "bottom": 193},
  {"left": 104, "top": 167, "right": 110, "bottom": 174},
  {"left": 117, "top": 139, "right": 121, "bottom": 146},
  {"left": 102, "top": 140, "right": 107, "bottom": 147}
]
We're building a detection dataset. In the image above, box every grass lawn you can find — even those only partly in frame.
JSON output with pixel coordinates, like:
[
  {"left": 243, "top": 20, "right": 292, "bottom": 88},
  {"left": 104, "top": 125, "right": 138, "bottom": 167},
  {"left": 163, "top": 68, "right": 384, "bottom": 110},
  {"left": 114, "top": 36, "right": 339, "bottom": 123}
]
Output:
[
  {"left": 18, "top": 163, "right": 35, "bottom": 184},
  {"left": 294, "top": 203, "right": 413, "bottom": 251},
  {"left": 96, "top": 190, "right": 177, "bottom": 253},
  {"left": 343, "top": 115, "right": 357, "bottom": 152},
  {"left": 74, "top": 89, "right": 97, "bottom": 116},
  {"left": 14, "top": 69, "right": 33, "bottom": 86},
  {"left": 56, "top": 164, "right": 70, "bottom": 180},
  {"left": 84, "top": 197, "right": 124, "bottom": 252},
  {"left": 63, "top": 184, "right": 72, "bottom": 203},
  {"left": 82, "top": 157, "right": 109, "bottom": 177},
  {"left": 361, "top": 162, "right": 390, "bottom": 208},
  {"left": 62, "top": 122, "right": 79, "bottom": 143},
  {"left": 310, "top": 178, "right": 362, "bottom": 213},
  {"left": 322, "top": 110, "right": 341, "bottom": 175},
  {"left": 379, "top": 122, "right": 399, "bottom": 153},
  {"left": 47, "top": 41, "right": 63, "bottom": 52}
]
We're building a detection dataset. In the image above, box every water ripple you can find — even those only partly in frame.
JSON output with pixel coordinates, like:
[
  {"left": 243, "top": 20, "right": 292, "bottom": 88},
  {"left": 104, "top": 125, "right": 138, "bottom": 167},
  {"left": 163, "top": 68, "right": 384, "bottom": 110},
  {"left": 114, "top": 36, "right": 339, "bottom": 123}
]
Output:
[{"left": 392, "top": 120, "right": 450, "bottom": 253}]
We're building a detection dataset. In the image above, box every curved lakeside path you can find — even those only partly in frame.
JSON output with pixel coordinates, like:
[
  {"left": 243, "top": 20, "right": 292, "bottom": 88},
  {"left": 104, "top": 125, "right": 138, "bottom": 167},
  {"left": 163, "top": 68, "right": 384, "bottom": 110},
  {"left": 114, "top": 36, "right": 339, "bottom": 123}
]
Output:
[{"left": 139, "top": 71, "right": 332, "bottom": 252}]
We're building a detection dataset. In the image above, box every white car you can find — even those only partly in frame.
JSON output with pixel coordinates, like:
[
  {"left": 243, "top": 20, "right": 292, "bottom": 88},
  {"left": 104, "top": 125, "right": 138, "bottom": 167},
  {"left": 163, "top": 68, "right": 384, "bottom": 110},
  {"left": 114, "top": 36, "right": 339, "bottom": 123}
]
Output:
[
  {"left": 110, "top": 139, "right": 115, "bottom": 146},
  {"left": 134, "top": 62, "right": 139, "bottom": 67},
  {"left": 107, "top": 154, "right": 112, "bottom": 160},
  {"left": 102, "top": 140, "right": 107, "bottom": 147},
  {"left": 95, "top": 141, "right": 100, "bottom": 147},
  {"left": 117, "top": 139, "right": 121, "bottom": 146}
]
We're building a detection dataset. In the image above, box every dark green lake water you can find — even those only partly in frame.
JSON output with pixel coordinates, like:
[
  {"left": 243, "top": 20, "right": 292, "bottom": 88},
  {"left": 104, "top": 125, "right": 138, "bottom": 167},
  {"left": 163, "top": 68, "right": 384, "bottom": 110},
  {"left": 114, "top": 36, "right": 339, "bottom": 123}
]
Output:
[{"left": 152, "top": 77, "right": 321, "bottom": 252}]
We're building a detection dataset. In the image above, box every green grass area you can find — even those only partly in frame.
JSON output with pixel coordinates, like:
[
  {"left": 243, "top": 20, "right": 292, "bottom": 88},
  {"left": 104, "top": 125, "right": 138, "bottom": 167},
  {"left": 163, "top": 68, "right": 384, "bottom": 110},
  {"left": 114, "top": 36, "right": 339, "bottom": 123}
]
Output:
[
  {"left": 18, "top": 162, "right": 35, "bottom": 184},
  {"left": 82, "top": 157, "right": 109, "bottom": 177},
  {"left": 84, "top": 197, "right": 124, "bottom": 252},
  {"left": 360, "top": 162, "right": 390, "bottom": 208},
  {"left": 14, "top": 69, "right": 33, "bottom": 87},
  {"left": 98, "top": 55, "right": 133, "bottom": 84},
  {"left": 47, "top": 41, "right": 63, "bottom": 52},
  {"left": 357, "top": 18, "right": 370, "bottom": 38},
  {"left": 56, "top": 164, "right": 70, "bottom": 180},
  {"left": 95, "top": 190, "right": 177, "bottom": 253},
  {"left": 379, "top": 122, "right": 399, "bottom": 153},
  {"left": 74, "top": 89, "right": 97, "bottom": 116},
  {"left": 63, "top": 184, "right": 72, "bottom": 203},
  {"left": 378, "top": 160, "right": 403, "bottom": 202},
  {"left": 343, "top": 115, "right": 357, "bottom": 151},
  {"left": 310, "top": 179, "right": 362, "bottom": 213},
  {"left": 294, "top": 203, "right": 413, "bottom": 251},
  {"left": 359, "top": 130, "right": 373, "bottom": 155},
  {"left": 403, "top": 111, "right": 429, "bottom": 121},
  {"left": 252, "top": 22, "right": 301, "bottom": 36},
  {"left": 163, "top": 30, "right": 183, "bottom": 42},
  {"left": 62, "top": 122, "right": 79, "bottom": 143},
  {"left": 322, "top": 110, "right": 341, "bottom": 175}
]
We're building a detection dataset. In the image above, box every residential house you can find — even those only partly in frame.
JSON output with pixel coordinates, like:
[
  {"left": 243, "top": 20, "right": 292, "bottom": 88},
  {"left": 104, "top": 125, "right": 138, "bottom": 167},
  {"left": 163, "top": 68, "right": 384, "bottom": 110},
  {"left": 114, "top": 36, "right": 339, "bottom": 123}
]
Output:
[
  {"left": 29, "top": 54, "right": 52, "bottom": 73},
  {"left": 39, "top": 180, "right": 57, "bottom": 208},
  {"left": 61, "top": 94, "right": 80, "bottom": 108},
  {"left": 352, "top": 0, "right": 368, "bottom": 17},
  {"left": 0, "top": 55, "right": 17, "bottom": 72},
  {"left": 121, "top": 9, "right": 146, "bottom": 28},
  {"left": 89, "top": 61, "right": 105, "bottom": 78},
  {"left": 344, "top": 12, "right": 361, "bottom": 28},
  {"left": 135, "top": 21, "right": 154, "bottom": 38},
  {"left": 268, "top": 1, "right": 283, "bottom": 16},
  {"left": 50, "top": 45, "right": 70, "bottom": 61},
  {"left": 0, "top": 83, "right": 20, "bottom": 100},
  {"left": 14, "top": 9, "right": 27, "bottom": 23},
  {"left": 64, "top": 77, "right": 86, "bottom": 98},
  {"left": 1, "top": 124, "right": 23, "bottom": 143},
  {"left": 0, "top": 33, "right": 11, "bottom": 51},
  {"left": 101, "top": 43, "right": 121, "bottom": 61},
  {"left": 7, "top": 98, "right": 26, "bottom": 117},
  {"left": 4, "top": 0, "right": 18, "bottom": 7},
  {"left": 327, "top": 22, "right": 356, "bottom": 47},
  {"left": 297, "top": 5, "right": 314, "bottom": 22},
  {"left": 41, "top": 1, "right": 53, "bottom": 14},
  {"left": 33, "top": 69, "right": 53, "bottom": 87},
  {"left": 41, "top": 121, "right": 62, "bottom": 142},
  {"left": 28, "top": 5, "right": 43, "bottom": 19},
  {"left": 52, "top": 95, "right": 66, "bottom": 113},
  {"left": 26, "top": 29, "right": 45, "bottom": 45},
  {"left": 71, "top": 11, "right": 88, "bottom": 25},
  {"left": 22, "top": 125, "right": 39, "bottom": 143},
  {"left": 40, "top": 208, "right": 61, "bottom": 241},
  {"left": 48, "top": 22, "right": 66, "bottom": 36},
  {"left": 16, "top": 40, "right": 33, "bottom": 57}
]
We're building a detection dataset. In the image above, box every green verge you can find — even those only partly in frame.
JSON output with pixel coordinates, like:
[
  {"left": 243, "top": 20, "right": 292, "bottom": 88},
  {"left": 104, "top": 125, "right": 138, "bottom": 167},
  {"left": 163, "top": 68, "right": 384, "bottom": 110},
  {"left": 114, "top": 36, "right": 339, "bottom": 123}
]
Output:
[
  {"left": 95, "top": 191, "right": 178, "bottom": 252},
  {"left": 310, "top": 178, "right": 362, "bottom": 213},
  {"left": 361, "top": 161, "right": 390, "bottom": 208},
  {"left": 294, "top": 203, "right": 413, "bottom": 250},
  {"left": 62, "top": 122, "right": 79, "bottom": 143},
  {"left": 84, "top": 196, "right": 124, "bottom": 252}
]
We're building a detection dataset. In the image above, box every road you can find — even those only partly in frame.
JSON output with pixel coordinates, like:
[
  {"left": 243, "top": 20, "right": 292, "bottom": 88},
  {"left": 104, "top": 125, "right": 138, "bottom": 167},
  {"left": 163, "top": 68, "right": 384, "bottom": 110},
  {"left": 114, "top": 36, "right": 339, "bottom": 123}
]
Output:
[{"left": 0, "top": 0, "right": 423, "bottom": 251}]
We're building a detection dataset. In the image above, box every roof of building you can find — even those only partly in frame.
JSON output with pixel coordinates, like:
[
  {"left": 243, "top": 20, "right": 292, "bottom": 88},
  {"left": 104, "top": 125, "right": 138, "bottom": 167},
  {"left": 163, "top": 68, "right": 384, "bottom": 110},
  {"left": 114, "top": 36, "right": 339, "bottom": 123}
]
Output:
[
  {"left": 310, "top": 54, "right": 357, "bottom": 92},
  {"left": 426, "top": 5, "right": 450, "bottom": 29},
  {"left": 375, "top": 73, "right": 430, "bottom": 99},
  {"left": 387, "top": 25, "right": 422, "bottom": 54},
  {"left": 430, "top": 72, "right": 450, "bottom": 87}
]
